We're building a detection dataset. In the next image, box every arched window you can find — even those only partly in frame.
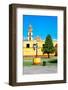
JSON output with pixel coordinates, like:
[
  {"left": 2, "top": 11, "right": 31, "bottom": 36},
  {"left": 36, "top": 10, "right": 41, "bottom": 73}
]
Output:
[{"left": 26, "top": 44, "right": 30, "bottom": 48}]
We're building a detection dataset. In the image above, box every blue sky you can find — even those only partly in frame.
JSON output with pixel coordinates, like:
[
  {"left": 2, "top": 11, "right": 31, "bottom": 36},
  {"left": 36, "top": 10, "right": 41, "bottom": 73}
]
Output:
[{"left": 23, "top": 15, "right": 57, "bottom": 40}]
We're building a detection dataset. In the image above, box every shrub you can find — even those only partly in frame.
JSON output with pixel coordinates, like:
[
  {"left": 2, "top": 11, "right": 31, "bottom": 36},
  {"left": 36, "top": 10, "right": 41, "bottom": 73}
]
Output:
[
  {"left": 43, "top": 61, "right": 46, "bottom": 66},
  {"left": 48, "top": 59, "right": 57, "bottom": 63}
]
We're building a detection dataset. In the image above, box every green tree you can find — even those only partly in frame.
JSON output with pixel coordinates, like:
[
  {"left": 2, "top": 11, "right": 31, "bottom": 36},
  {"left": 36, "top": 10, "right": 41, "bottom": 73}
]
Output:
[{"left": 42, "top": 34, "right": 55, "bottom": 58}]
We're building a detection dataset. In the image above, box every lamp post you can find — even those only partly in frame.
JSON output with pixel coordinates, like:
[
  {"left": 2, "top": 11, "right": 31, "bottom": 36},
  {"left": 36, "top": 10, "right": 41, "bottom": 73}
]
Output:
[
  {"left": 33, "top": 43, "right": 38, "bottom": 57},
  {"left": 33, "top": 41, "right": 41, "bottom": 64},
  {"left": 36, "top": 43, "right": 38, "bottom": 57}
]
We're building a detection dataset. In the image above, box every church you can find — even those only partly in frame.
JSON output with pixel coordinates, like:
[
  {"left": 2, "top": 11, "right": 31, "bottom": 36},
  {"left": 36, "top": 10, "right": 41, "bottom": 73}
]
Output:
[{"left": 23, "top": 24, "right": 57, "bottom": 57}]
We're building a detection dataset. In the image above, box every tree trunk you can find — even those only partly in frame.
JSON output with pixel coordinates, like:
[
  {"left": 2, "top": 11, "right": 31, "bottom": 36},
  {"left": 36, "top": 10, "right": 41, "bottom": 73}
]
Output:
[{"left": 48, "top": 53, "right": 49, "bottom": 58}]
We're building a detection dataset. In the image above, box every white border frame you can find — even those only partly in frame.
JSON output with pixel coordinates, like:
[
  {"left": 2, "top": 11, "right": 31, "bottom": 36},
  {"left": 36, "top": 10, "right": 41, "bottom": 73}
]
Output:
[{"left": 16, "top": 8, "right": 64, "bottom": 82}]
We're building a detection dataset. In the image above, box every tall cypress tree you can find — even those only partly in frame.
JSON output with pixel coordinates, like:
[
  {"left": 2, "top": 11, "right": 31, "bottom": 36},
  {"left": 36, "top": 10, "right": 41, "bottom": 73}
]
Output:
[{"left": 42, "top": 34, "right": 55, "bottom": 58}]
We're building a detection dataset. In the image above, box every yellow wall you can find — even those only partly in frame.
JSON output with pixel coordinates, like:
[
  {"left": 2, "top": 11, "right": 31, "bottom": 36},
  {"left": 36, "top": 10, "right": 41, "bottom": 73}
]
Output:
[{"left": 23, "top": 40, "right": 57, "bottom": 56}]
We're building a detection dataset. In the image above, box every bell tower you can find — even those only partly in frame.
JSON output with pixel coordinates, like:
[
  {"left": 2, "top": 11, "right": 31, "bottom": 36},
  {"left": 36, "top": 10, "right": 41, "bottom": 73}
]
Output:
[{"left": 28, "top": 24, "right": 33, "bottom": 41}]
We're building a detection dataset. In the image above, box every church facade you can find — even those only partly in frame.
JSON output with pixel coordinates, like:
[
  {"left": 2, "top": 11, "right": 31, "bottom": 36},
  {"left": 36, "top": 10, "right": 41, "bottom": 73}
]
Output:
[{"left": 23, "top": 24, "right": 57, "bottom": 57}]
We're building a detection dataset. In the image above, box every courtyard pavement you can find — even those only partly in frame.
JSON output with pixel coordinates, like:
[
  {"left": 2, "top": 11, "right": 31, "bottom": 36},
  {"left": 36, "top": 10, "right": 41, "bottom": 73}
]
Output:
[{"left": 23, "top": 64, "right": 57, "bottom": 74}]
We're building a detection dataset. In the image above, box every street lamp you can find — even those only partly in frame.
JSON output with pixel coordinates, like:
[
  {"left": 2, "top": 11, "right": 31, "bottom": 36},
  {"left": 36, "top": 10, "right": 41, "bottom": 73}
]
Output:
[
  {"left": 33, "top": 43, "right": 38, "bottom": 57},
  {"left": 33, "top": 40, "right": 41, "bottom": 65}
]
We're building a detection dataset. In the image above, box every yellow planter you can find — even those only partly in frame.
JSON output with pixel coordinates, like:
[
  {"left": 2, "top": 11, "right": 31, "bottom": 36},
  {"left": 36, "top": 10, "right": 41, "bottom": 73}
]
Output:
[{"left": 33, "top": 57, "right": 41, "bottom": 64}]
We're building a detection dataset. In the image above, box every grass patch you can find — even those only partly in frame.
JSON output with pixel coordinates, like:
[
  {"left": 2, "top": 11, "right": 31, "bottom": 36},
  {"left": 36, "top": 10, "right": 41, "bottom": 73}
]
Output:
[
  {"left": 23, "top": 56, "right": 57, "bottom": 66},
  {"left": 48, "top": 59, "right": 57, "bottom": 63},
  {"left": 23, "top": 61, "right": 33, "bottom": 66}
]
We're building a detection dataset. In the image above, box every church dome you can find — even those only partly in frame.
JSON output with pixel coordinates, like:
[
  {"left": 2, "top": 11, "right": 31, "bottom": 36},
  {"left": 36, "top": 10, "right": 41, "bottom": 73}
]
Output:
[{"left": 35, "top": 36, "right": 41, "bottom": 42}]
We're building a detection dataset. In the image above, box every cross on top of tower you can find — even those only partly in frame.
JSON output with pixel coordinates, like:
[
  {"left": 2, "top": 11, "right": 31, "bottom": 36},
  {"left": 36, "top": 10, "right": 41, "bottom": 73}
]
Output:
[
  {"left": 28, "top": 24, "right": 32, "bottom": 32},
  {"left": 29, "top": 24, "right": 32, "bottom": 28}
]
